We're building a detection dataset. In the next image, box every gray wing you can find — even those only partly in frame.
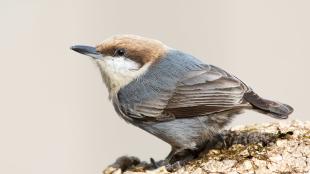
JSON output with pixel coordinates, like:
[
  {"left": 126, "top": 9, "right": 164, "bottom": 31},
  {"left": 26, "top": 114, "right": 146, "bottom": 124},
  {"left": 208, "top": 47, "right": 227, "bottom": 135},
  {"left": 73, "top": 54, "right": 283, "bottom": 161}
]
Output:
[
  {"left": 163, "top": 65, "right": 250, "bottom": 118},
  {"left": 119, "top": 64, "right": 250, "bottom": 121}
]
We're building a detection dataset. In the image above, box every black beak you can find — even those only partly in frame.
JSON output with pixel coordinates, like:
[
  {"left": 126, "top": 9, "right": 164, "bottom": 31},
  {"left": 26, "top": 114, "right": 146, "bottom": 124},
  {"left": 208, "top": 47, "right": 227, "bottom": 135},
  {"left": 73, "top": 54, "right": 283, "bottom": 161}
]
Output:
[{"left": 70, "top": 45, "right": 101, "bottom": 58}]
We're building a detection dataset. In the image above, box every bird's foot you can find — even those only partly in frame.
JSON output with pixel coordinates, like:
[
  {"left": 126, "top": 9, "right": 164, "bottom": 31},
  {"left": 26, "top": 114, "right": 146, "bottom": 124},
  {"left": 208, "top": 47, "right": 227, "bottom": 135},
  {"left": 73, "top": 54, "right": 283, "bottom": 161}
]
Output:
[
  {"left": 161, "top": 149, "right": 198, "bottom": 172},
  {"left": 214, "top": 133, "right": 227, "bottom": 149},
  {"left": 149, "top": 158, "right": 161, "bottom": 169},
  {"left": 164, "top": 160, "right": 187, "bottom": 172},
  {"left": 201, "top": 133, "right": 227, "bottom": 154},
  {"left": 149, "top": 158, "right": 187, "bottom": 172},
  {"left": 164, "top": 162, "right": 181, "bottom": 172},
  {"left": 103, "top": 156, "right": 140, "bottom": 174}
]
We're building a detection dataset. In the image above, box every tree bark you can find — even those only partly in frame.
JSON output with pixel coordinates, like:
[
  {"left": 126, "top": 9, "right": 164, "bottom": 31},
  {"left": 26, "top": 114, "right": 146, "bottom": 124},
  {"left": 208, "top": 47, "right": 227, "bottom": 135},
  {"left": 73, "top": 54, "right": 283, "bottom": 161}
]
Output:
[{"left": 103, "top": 120, "right": 310, "bottom": 174}]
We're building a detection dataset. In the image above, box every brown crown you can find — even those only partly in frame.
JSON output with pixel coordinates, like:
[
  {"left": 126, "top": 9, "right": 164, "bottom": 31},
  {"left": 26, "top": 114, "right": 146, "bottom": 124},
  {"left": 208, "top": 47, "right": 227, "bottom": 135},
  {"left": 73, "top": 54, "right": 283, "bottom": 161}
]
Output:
[{"left": 96, "top": 35, "right": 167, "bottom": 65}]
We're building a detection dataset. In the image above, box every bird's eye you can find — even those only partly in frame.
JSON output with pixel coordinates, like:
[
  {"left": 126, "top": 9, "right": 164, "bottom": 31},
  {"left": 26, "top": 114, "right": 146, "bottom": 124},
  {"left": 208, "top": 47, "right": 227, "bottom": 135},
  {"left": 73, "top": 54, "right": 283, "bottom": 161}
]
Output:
[{"left": 114, "top": 48, "right": 126, "bottom": 57}]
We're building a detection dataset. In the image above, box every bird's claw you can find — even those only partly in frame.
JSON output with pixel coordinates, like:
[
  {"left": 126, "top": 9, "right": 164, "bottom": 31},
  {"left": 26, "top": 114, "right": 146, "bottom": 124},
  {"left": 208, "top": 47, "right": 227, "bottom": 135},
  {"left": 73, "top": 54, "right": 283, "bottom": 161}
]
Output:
[
  {"left": 165, "top": 161, "right": 183, "bottom": 172},
  {"left": 150, "top": 158, "right": 159, "bottom": 168},
  {"left": 103, "top": 156, "right": 140, "bottom": 174},
  {"left": 149, "top": 157, "right": 183, "bottom": 172}
]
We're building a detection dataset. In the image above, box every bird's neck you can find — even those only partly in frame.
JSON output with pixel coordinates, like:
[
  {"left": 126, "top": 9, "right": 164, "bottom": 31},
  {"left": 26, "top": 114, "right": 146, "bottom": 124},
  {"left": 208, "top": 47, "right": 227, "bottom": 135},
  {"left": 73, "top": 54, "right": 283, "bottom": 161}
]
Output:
[{"left": 95, "top": 60, "right": 151, "bottom": 99}]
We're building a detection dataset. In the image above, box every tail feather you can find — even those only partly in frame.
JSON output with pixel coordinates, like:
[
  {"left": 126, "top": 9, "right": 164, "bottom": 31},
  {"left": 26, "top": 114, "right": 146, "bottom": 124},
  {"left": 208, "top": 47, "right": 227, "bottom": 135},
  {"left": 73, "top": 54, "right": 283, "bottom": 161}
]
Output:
[{"left": 243, "top": 91, "right": 294, "bottom": 119}]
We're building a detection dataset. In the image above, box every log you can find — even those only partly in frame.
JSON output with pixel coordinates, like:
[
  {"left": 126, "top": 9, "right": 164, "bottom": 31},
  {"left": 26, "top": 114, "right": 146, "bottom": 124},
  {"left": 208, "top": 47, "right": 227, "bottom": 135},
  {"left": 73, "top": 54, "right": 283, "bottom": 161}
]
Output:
[{"left": 103, "top": 120, "right": 310, "bottom": 174}]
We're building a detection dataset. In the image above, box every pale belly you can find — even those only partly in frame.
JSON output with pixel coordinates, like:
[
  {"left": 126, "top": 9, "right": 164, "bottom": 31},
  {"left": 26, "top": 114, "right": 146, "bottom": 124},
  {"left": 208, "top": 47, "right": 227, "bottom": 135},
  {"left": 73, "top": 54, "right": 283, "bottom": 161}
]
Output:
[{"left": 139, "top": 116, "right": 218, "bottom": 149}]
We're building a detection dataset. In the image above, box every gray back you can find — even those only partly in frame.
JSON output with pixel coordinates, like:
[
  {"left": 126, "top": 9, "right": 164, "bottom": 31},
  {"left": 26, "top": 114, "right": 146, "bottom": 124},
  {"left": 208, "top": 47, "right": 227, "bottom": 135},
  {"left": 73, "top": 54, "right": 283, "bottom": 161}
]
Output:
[{"left": 115, "top": 49, "right": 205, "bottom": 121}]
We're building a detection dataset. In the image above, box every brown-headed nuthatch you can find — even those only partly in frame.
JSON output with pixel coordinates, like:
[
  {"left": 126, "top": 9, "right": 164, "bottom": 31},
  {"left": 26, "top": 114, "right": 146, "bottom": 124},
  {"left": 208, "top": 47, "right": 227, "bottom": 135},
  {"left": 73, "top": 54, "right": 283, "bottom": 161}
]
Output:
[{"left": 71, "top": 35, "right": 293, "bottom": 167}]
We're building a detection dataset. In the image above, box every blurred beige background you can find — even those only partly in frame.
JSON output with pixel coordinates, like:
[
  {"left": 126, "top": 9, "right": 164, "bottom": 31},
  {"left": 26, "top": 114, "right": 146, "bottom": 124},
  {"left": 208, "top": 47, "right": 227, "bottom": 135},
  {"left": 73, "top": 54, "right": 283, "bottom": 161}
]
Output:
[{"left": 0, "top": 0, "right": 309, "bottom": 173}]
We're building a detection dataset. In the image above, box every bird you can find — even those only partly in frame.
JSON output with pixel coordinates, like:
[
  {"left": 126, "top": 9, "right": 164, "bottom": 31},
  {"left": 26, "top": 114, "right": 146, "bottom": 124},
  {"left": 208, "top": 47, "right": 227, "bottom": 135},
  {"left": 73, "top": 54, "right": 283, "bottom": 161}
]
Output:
[{"left": 71, "top": 34, "right": 293, "bottom": 168}]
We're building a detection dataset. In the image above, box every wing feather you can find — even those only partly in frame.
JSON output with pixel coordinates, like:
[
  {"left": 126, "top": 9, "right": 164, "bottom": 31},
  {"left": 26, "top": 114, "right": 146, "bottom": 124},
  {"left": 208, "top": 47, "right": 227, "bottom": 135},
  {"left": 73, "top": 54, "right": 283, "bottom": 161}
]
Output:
[
  {"left": 119, "top": 64, "right": 250, "bottom": 121},
  {"left": 164, "top": 65, "right": 249, "bottom": 117}
]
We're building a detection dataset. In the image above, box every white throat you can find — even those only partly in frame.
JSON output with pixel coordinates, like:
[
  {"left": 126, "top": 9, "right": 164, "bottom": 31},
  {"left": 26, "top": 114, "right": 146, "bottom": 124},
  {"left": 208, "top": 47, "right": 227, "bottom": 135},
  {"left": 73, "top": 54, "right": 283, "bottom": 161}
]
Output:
[{"left": 95, "top": 56, "right": 150, "bottom": 98}]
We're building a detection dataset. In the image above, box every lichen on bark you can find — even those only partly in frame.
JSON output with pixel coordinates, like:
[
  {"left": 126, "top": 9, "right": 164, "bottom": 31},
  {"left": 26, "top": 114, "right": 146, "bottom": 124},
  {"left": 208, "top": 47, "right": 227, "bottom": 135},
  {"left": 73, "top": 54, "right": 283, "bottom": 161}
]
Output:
[{"left": 103, "top": 120, "right": 310, "bottom": 174}]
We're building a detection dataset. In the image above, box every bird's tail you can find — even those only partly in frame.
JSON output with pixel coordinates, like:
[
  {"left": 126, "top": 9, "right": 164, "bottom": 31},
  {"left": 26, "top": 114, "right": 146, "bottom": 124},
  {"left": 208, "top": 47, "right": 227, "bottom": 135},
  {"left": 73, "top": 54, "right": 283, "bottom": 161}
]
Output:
[{"left": 243, "top": 90, "right": 294, "bottom": 119}]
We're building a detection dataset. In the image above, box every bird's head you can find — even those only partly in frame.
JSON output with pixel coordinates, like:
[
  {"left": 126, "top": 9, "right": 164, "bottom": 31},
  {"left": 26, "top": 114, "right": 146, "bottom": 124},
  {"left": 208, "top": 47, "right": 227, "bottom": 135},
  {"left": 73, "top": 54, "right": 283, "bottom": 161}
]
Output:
[{"left": 71, "top": 35, "right": 168, "bottom": 96}]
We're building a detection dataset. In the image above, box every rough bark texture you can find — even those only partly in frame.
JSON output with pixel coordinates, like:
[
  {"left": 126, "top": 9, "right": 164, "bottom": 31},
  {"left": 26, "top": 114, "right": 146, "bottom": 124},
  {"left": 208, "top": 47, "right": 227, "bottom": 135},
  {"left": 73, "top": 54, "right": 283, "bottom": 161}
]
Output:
[{"left": 103, "top": 120, "right": 310, "bottom": 174}]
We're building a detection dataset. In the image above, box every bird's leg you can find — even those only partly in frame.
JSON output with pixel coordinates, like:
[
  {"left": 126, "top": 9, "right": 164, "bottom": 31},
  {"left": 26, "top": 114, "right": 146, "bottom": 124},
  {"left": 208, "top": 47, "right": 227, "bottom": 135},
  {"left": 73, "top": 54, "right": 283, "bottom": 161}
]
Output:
[
  {"left": 149, "top": 157, "right": 161, "bottom": 169},
  {"left": 215, "top": 133, "right": 227, "bottom": 148},
  {"left": 165, "top": 148, "right": 179, "bottom": 163},
  {"left": 201, "top": 133, "right": 227, "bottom": 153},
  {"left": 149, "top": 148, "right": 176, "bottom": 169},
  {"left": 150, "top": 147, "right": 203, "bottom": 171},
  {"left": 164, "top": 148, "right": 198, "bottom": 171}
]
